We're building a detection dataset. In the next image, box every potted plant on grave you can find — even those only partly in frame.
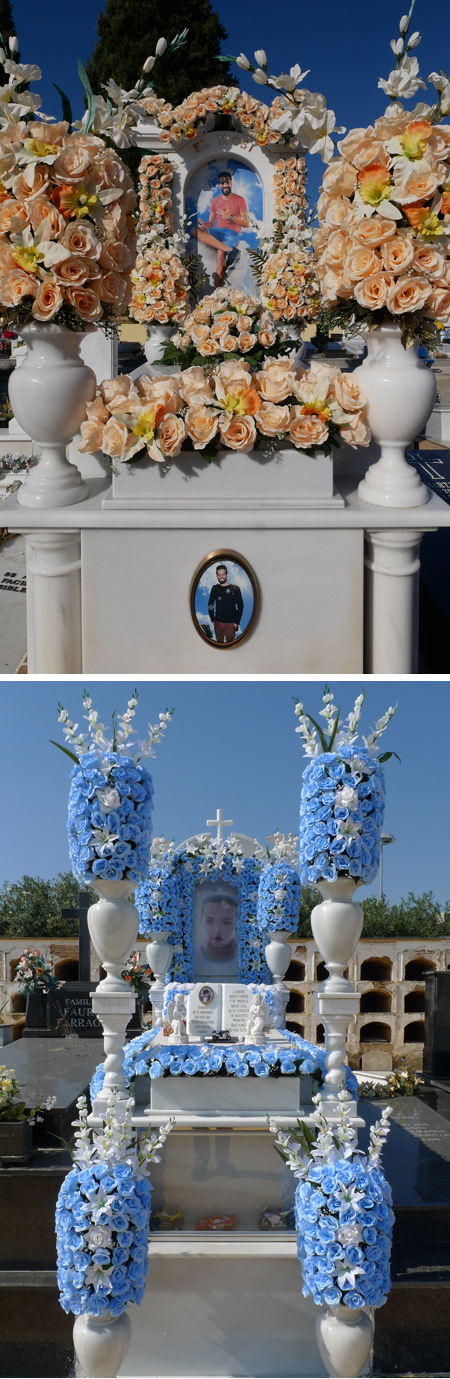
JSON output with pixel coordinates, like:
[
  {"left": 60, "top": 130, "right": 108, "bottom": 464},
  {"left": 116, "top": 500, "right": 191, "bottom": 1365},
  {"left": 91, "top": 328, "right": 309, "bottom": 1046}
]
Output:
[
  {"left": 270, "top": 1092, "right": 394, "bottom": 1378},
  {"left": 16, "top": 947, "right": 59, "bottom": 1030},
  {"left": 0, "top": 1063, "right": 36, "bottom": 1162},
  {"left": 121, "top": 950, "right": 153, "bottom": 1031}
]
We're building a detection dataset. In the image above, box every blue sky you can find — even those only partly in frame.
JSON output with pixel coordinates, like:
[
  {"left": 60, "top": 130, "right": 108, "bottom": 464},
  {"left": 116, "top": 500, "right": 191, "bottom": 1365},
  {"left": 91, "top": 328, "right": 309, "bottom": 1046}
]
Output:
[
  {"left": 0, "top": 679, "right": 448, "bottom": 906},
  {"left": 14, "top": 0, "right": 450, "bottom": 210}
]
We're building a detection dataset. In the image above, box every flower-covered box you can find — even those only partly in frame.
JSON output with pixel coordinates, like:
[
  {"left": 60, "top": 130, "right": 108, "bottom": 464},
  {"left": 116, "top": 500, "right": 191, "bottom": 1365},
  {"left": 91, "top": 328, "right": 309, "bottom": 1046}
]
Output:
[{"left": 104, "top": 443, "right": 340, "bottom": 508}]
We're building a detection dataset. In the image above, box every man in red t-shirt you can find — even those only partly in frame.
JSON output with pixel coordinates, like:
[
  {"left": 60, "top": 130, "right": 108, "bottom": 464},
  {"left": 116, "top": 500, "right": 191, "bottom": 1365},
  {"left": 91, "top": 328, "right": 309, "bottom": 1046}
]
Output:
[{"left": 196, "top": 171, "right": 249, "bottom": 286}]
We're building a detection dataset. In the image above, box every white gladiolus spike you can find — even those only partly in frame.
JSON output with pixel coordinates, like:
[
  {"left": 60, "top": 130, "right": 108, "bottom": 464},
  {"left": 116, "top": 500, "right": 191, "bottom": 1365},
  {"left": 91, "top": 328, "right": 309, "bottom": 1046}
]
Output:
[
  {"left": 8, "top": 35, "right": 18, "bottom": 53},
  {"left": 390, "top": 38, "right": 404, "bottom": 55},
  {"left": 155, "top": 37, "right": 167, "bottom": 56},
  {"left": 406, "top": 32, "right": 421, "bottom": 48},
  {"left": 399, "top": 14, "right": 409, "bottom": 32},
  {"left": 253, "top": 68, "right": 269, "bottom": 84},
  {"left": 143, "top": 56, "right": 155, "bottom": 72},
  {"left": 236, "top": 53, "right": 251, "bottom": 69},
  {"left": 254, "top": 49, "right": 267, "bottom": 67}
]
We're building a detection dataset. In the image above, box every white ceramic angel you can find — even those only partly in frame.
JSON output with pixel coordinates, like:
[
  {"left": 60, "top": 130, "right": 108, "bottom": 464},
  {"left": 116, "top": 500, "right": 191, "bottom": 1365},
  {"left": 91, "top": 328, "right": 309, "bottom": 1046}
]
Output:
[
  {"left": 166, "top": 991, "right": 188, "bottom": 1043},
  {"left": 244, "top": 991, "right": 271, "bottom": 1044}
]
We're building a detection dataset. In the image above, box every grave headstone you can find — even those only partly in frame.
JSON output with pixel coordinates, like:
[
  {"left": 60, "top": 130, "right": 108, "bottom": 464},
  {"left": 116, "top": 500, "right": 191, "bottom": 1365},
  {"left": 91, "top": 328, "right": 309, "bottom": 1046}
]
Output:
[
  {"left": 186, "top": 983, "right": 221, "bottom": 1041},
  {"left": 423, "top": 971, "right": 450, "bottom": 1079}
]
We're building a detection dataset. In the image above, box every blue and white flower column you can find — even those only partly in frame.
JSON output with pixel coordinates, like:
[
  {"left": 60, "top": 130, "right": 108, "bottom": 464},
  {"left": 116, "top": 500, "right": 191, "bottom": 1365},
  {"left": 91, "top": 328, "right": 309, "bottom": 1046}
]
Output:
[
  {"left": 136, "top": 852, "right": 181, "bottom": 1028},
  {"left": 296, "top": 689, "right": 396, "bottom": 1114},
  {"left": 57, "top": 693, "right": 173, "bottom": 1111},
  {"left": 257, "top": 834, "right": 300, "bottom": 1030}
]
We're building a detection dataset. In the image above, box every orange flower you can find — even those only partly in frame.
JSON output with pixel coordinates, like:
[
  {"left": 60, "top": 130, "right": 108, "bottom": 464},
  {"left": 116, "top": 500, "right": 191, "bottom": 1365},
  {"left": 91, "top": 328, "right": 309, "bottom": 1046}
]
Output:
[
  {"left": 357, "top": 163, "right": 392, "bottom": 208},
  {"left": 398, "top": 120, "right": 433, "bottom": 161}
]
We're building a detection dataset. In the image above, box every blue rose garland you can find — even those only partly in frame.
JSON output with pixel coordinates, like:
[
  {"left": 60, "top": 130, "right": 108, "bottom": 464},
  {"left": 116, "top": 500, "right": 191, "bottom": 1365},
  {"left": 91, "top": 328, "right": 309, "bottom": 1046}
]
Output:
[
  {"left": 299, "top": 745, "right": 386, "bottom": 887},
  {"left": 68, "top": 752, "right": 154, "bottom": 886},
  {"left": 257, "top": 860, "right": 301, "bottom": 933},
  {"left": 136, "top": 864, "right": 181, "bottom": 940}
]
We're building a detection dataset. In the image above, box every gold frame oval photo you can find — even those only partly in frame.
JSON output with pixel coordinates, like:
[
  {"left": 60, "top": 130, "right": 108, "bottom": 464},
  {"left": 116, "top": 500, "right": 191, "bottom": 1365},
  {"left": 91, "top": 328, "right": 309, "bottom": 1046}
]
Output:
[{"left": 189, "top": 550, "right": 259, "bottom": 650}]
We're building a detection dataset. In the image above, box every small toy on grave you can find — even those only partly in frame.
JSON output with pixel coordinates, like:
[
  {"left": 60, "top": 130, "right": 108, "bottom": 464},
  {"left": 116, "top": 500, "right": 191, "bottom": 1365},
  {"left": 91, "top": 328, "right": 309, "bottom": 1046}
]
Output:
[
  {"left": 151, "top": 1209, "right": 184, "bottom": 1231},
  {"left": 206, "top": 1029, "right": 237, "bottom": 1044},
  {"left": 258, "top": 1206, "right": 290, "bottom": 1230},
  {"left": 196, "top": 1214, "right": 237, "bottom": 1231}
]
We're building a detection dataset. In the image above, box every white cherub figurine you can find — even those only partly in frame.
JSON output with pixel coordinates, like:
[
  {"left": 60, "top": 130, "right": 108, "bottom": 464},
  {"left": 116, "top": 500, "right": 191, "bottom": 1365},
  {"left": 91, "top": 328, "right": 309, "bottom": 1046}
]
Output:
[
  {"left": 245, "top": 991, "right": 271, "bottom": 1045},
  {"left": 166, "top": 991, "right": 188, "bottom": 1043}
]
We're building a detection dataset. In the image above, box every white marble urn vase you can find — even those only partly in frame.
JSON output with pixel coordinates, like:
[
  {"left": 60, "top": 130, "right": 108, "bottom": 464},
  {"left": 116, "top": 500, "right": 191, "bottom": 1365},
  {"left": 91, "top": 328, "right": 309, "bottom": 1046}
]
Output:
[
  {"left": 73, "top": 1309, "right": 131, "bottom": 1377},
  {"left": 315, "top": 1303, "right": 374, "bottom": 1377},
  {"left": 10, "top": 323, "right": 95, "bottom": 508},
  {"left": 355, "top": 322, "right": 435, "bottom": 508}
]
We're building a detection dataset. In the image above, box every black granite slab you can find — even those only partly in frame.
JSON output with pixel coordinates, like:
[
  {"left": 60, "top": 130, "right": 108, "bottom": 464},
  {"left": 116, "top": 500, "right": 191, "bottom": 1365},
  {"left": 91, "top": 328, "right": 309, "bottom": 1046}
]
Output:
[
  {"left": 0, "top": 1036, "right": 102, "bottom": 1145},
  {"left": 359, "top": 1097, "right": 450, "bottom": 1207}
]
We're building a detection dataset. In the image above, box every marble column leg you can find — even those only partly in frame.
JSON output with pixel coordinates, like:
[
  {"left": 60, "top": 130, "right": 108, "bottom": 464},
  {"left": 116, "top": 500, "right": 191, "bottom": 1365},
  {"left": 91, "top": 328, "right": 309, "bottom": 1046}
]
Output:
[
  {"left": 364, "top": 528, "right": 432, "bottom": 672},
  {"left": 22, "top": 530, "right": 82, "bottom": 673}
]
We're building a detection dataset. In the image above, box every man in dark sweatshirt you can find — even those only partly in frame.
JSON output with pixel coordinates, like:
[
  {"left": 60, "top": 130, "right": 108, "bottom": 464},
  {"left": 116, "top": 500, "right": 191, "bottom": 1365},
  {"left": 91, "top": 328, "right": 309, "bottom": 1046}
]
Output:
[{"left": 208, "top": 564, "right": 244, "bottom": 644}]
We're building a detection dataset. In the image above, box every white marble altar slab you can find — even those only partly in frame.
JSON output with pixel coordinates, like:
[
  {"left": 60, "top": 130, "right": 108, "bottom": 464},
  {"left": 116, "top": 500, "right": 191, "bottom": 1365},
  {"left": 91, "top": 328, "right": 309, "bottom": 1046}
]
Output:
[
  {"left": 106, "top": 446, "right": 342, "bottom": 508},
  {"left": 149, "top": 1075, "right": 309, "bottom": 1114},
  {"left": 80, "top": 525, "right": 363, "bottom": 672}
]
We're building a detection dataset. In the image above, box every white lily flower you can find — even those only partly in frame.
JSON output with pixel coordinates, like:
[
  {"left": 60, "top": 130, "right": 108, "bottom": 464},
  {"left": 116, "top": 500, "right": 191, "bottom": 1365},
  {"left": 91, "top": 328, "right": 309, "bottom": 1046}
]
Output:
[
  {"left": 406, "top": 32, "right": 421, "bottom": 50},
  {"left": 236, "top": 53, "right": 251, "bottom": 69},
  {"left": 155, "top": 37, "right": 167, "bottom": 56},
  {"left": 253, "top": 68, "right": 268, "bottom": 84},
  {"left": 8, "top": 36, "right": 18, "bottom": 54},
  {"left": 379, "top": 56, "right": 427, "bottom": 101},
  {"left": 399, "top": 14, "right": 409, "bottom": 32},
  {"left": 254, "top": 50, "right": 267, "bottom": 67},
  {"left": 390, "top": 38, "right": 404, "bottom": 56},
  {"left": 270, "top": 63, "right": 310, "bottom": 92},
  {"left": 143, "top": 56, "right": 155, "bottom": 72}
]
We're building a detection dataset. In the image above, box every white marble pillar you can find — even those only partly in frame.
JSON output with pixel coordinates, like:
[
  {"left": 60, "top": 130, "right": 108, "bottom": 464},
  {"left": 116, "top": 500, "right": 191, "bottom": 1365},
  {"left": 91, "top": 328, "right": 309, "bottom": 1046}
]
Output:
[
  {"left": 22, "top": 530, "right": 82, "bottom": 673},
  {"left": 364, "top": 527, "right": 428, "bottom": 672}
]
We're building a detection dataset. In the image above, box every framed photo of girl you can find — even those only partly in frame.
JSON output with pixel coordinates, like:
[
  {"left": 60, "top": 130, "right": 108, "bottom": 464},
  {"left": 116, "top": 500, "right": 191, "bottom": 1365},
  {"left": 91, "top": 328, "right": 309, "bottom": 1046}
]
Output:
[{"left": 190, "top": 549, "right": 259, "bottom": 649}]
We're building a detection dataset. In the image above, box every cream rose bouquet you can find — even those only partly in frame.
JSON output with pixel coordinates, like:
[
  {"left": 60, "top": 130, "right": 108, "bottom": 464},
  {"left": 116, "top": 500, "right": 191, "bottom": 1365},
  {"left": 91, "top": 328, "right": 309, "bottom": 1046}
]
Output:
[
  {"left": 158, "top": 286, "right": 300, "bottom": 369},
  {"left": 313, "top": 6, "right": 450, "bottom": 349},
  {"left": 78, "top": 354, "right": 369, "bottom": 465},
  {"left": 0, "top": 47, "right": 137, "bottom": 331}
]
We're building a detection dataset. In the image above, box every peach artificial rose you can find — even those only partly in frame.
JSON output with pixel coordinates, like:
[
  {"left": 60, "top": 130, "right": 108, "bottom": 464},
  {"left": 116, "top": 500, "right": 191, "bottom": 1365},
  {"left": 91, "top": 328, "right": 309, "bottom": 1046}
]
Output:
[
  {"left": 86, "top": 396, "right": 110, "bottom": 424},
  {"left": 0, "top": 238, "right": 18, "bottom": 271},
  {"left": 354, "top": 273, "right": 389, "bottom": 310},
  {"left": 158, "top": 412, "right": 186, "bottom": 457},
  {"left": 322, "top": 231, "right": 351, "bottom": 268},
  {"left": 323, "top": 198, "right": 356, "bottom": 232},
  {"left": 100, "top": 204, "right": 126, "bottom": 239},
  {"left": 380, "top": 235, "right": 415, "bottom": 274},
  {"left": 426, "top": 287, "right": 450, "bottom": 321},
  {"left": 413, "top": 245, "right": 446, "bottom": 278},
  {"left": 288, "top": 407, "right": 329, "bottom": 448},
  {"left": 137, "top": 376, "right": 181, "bottom": 415},
  {"left": 28, "top": 197, "right": 65, "bottom": 237},
  {"left": 373, "top": 111, "right": 411, "bottom": 140},
  {"left": 65, "top": 286, "right": 103, "bottom": 321},
  {"left": 256, "top": 402, "right": 291, "bottom": 436},
  {"left": 340, "top": 415, "right": 371, "bottom": 447},
  {"left": 258, "top": 327, "right": 277, "bottom": 348},
  {"left": 197, "top": 337, "right": 220, "bottom": 357},
  {"left": 219, "top": 413, "right": 256, "bottom": 450},
  {"left": 193, "top": 305, "right": 211, "bottom": 323},
  {"left": 0, "top": 267, "right": 37, "bottom": 306},
  {"left": 351, "top": 218, "right": 396, "bottom": 247},
  {"left": 78, "top": 417, "right": 106, "bottom": 452},
  {"left": 27, "top": 120, "right": 69, "bottom": 145},
  {"left": 386, "top": 275, "right": 432, "bottom": 313},
  {"left": 12, "top": 167, "right": 50, "bottom": 201},
  {"left": 185, "top": 405, "right": 219, "bottom": 449},
  {"left": 99, "top": 241, "right": 134, "bottom": 273},
  {"left": 99, "top": 271, "right": 129, "bottom": 309},
  {"left": 395, "top": 171, "right": 440, "bottom": 204},
  {"left": 55, "top": 256, "right": 91, "bottom": 286},
  {"left": 31, "top": 281, "right": 64, "bottom": 320},
  {"left": 220, "top": 333, "right": 239, "bottom": 353},
  {"left": 216, "top": 359, "right": 250, "bottom": 387},
  {"left": 236, "top": 315, "right": 253, "bottom": 332},
  {"left": 337, "top": 127, "right": 374, "bottom": 160},
  {"left": 101, "top": 417, "right": 131, "bottom": 457},
  {"left": 100, "top": 375, "right": 132, "bottom": 409},
  {"left": 212, "top": 309, "right": 237, "bottom": 328},
  {"left": 64, "top": 221, "right": 101, "bottom": 259},
  {"left": 321, "top": 160, "right": 357, "bottom": 198},
  {"left": 52, "top": 142, "right": 94, "bottom": 184},
  {"left": 343, "top": 246, "right": 381, "bottom": 282},
  {"left": 190, "top": 322, "right": 210, "bottom": 343},
  {"left": 178, "top": 366, "right": 214, "bottom": 407},
  {"left": 0, "top": 199, "right": 28, "bottom": 234},
  {"left": 238, "top": 331, "right": 257, "bottom": 352},
  {"left": 210, "top": 319, "right": 229, "bottom": 340},
  {"left": 334, "top": 372, "right": 366, "bottom": 413},
  {"left": 350, "top": 137, "right": 388, "bottom": 170},
  {"left": 254, "top": 364, "right": 296, "bottom": 403}
]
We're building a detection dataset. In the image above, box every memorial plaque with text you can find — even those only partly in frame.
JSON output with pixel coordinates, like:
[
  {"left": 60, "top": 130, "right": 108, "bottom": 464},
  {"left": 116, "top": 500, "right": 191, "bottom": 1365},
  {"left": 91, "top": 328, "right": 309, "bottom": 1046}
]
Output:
[
  {"left": 187, "top": 983, "right": 221, "bottom": 1041},
  {"left": 222, "top": 984, "right": 252, "bottom": 1041}
]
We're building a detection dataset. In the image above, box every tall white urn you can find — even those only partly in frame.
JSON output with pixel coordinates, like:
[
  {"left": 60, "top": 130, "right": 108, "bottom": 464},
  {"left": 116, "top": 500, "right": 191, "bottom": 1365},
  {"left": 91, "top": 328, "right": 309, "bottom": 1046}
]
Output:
[
  {"left": 355, "top": 322, "right": 435, "bottom": 508},
  {"left": 88, "top": 879, "right": 139, "bottom": 992},
  {"left": 146, "top": 930, "right": 173, "bottom": 987},
  {"left": 311, "top": 878, "right": 363, "bottom": 993},
  {"left": 144, "top": 323, "right": 178, "bottom": 374},
  {"left": 73, "top": 1309, "right": 131, "bottom": 1378},
  {"left": 10, "top": 323, "right": 95, "bottom": 507},
  {"left": 265, "top": 930, "right": 292, "bottom": 983},
  {"left": 315, "top": 1304, "right": 374, "bottom": 1378}
]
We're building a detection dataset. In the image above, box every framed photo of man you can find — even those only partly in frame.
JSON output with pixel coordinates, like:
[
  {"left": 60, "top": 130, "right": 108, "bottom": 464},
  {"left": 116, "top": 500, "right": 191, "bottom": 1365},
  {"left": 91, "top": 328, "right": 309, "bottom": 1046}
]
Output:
[
  {"left": 185, "top": 156, "right": 263, "bottom": 296},
  {"left": 190, "top": 550, "right": 258, "bottom": 649}
]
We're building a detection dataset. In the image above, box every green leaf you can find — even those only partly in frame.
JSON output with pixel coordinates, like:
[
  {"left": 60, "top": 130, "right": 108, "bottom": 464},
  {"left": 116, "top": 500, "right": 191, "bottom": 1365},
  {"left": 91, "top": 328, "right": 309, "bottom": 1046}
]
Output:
[
  {"left": 301, "top": 712, "right": 328, "bottom": 754},
  {"left": 328, "top": 706, "right": 341, "bottom": 751},
  {"left": 49, "top": 739, "right": 80, "bottom": 765},
  {"left": 378, "top": 751, "right": 401, "bottom": 764},
  {"left": 77, "top": 58, "right": 97, "bottom": 135},
  {"left": 53, "top": 83, "right": 73, "bottom": 127}
]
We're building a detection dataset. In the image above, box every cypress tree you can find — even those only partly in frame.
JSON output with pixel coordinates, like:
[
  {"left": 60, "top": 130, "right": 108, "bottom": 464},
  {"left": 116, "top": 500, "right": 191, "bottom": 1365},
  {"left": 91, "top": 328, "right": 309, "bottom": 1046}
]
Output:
[
  {"left": 0, "top": 0, "right": 19, "bottom": 85},
  {"left": 86, "top": 0, "right": 232, "bottom": 108}
]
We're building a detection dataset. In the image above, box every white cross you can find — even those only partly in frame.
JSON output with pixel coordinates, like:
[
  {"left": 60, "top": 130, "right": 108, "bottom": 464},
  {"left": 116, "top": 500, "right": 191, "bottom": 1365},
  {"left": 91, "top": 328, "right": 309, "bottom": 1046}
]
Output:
[{"left": 206, "top": 807, "right": 233, "bottom": 842}]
